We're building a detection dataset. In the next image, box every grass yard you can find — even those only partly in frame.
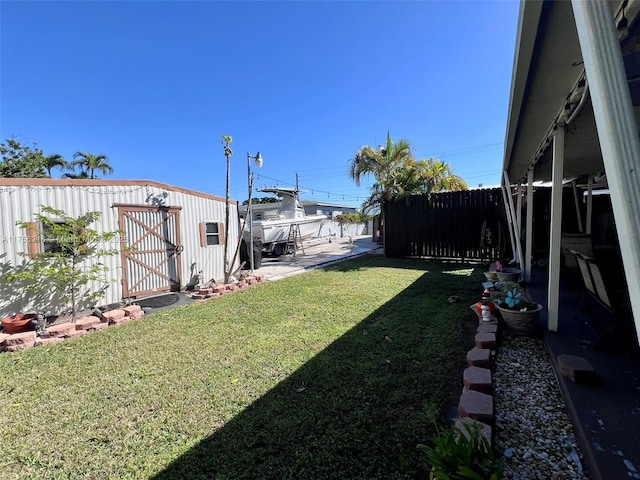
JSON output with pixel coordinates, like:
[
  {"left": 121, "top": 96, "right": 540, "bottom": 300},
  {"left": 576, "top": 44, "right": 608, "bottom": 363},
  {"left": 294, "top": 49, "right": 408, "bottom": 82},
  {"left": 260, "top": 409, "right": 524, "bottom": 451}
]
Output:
[{"left": 0, "top": 256, "right": 483, "bottom": 479}]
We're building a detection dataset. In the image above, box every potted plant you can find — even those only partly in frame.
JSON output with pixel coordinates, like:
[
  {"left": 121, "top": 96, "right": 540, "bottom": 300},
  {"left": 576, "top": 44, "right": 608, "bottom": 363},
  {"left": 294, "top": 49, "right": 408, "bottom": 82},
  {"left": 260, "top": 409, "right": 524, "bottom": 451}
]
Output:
[
  {"left": 496, "top": 288, "right": 541, "bottom": 336},
  {"left": 494, "top": 260, "right": 522, "bottom": 282},
  {"left": 1, "top": 313, "right": 37, "bottom": 334},
  {"left": 484, "top": 260, "right": 500, "bottom": 282}
]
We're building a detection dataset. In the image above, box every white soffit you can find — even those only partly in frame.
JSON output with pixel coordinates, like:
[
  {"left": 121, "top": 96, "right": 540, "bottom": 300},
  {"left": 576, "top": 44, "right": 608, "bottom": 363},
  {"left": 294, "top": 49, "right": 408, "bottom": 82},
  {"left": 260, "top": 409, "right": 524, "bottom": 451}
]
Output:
[{"left": 503, "top": 1, "right": 635, "bottom": 183}]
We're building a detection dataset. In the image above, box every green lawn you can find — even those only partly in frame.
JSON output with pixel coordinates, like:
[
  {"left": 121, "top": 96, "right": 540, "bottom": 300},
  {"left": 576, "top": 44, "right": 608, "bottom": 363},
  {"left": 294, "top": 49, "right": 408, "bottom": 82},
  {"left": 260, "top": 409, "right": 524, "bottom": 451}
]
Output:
[{"left": 0, "top": 256, "right": 483, "bottom": 479}]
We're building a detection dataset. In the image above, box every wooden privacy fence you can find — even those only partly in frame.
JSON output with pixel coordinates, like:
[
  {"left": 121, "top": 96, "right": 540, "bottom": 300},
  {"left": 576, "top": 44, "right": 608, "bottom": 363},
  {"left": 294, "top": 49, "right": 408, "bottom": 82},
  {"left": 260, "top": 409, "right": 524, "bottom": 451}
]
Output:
[{"left": 383, "top": 188, "right": 512, "bottom": 261}]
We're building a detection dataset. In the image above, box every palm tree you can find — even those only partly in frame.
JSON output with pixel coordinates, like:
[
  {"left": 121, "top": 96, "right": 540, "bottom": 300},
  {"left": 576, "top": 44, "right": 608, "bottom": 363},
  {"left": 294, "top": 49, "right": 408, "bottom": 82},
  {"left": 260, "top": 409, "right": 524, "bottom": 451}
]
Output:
[
  {"left": 62, "top": 171, "right": 90, "bottom": 179},
  {"left": 43, "top": 154, "right": 68, "bottom": 178},
  {"left": 349, "top": 133, "right": 469, "bottom": 215},
  {"left": 420, "top": 158, "right": 468, "bottom": 192},
  {"left": 388, "top": 158, "right": 430, "bottom": 198},
  {"left": 349, "top": 132, "right": 413, "bottom": 212},
  {"left": 71, "top": 152, "right": 114, "bottom": 179}
]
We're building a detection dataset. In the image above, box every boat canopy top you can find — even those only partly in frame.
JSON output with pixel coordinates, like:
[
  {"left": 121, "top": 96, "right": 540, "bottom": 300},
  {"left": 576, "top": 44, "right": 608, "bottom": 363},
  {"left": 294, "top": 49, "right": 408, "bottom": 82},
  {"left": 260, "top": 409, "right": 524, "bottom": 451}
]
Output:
[
  {"left": 258, "top": 187, "right": 304, "bottom": 197},
  {"left": 258, "top": 187, "right": 306, "bottom": 220}
]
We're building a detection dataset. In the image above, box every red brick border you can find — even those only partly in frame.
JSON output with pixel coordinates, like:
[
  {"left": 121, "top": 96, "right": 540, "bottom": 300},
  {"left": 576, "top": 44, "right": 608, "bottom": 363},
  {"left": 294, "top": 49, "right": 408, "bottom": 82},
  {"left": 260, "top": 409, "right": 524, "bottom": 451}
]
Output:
[{"left": 0, "top": 307, "right": 145, "bottom": 354}]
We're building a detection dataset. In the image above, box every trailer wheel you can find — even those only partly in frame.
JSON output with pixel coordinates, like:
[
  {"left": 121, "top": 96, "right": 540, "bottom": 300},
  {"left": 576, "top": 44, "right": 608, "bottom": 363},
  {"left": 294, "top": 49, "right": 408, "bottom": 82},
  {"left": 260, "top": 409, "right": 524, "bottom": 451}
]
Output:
[{"left": 273, "top": 243, "right": 284, "bottom": 257}]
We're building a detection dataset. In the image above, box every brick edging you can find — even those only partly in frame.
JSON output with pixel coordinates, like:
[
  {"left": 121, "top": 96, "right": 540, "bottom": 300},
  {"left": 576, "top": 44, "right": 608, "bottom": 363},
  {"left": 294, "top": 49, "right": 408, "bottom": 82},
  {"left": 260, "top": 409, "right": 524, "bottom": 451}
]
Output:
[
  {"left": 1, "top": 275, "right": 269, "bottom": 353},
  {"left": 189, "top": 274, "right": 267, "bottom": 300},
  {"left": 455, "top": 310, "right": 499, "bottom": 444},
  {"left": 0, "top": 304, "right": 145, "bottom": 353}
]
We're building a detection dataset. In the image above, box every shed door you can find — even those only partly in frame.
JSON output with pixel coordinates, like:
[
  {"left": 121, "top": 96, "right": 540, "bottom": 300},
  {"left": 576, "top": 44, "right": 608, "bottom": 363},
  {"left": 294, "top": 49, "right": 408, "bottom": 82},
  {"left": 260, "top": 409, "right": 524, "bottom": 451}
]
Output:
[{"left": 118, "top": 205, "right": 183, "bottom": 298}]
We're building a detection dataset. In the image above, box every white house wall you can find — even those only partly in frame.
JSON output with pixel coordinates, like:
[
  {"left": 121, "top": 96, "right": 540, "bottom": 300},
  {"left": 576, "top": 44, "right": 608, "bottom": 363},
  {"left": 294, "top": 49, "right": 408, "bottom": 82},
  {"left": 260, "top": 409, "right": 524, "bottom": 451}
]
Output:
[
  {"left": 317, "top": 220, "right": 372, "bottom": 239},
  {"left": 0, "top": 181, "right": 238, "bottom": 315}
]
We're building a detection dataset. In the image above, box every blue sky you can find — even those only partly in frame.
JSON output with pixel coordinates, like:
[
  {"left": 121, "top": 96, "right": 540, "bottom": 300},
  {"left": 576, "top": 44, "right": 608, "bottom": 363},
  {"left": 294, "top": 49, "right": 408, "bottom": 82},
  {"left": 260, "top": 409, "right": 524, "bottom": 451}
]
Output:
[{"left": 1, "top": 0, "right": 520, "bottom": 207}]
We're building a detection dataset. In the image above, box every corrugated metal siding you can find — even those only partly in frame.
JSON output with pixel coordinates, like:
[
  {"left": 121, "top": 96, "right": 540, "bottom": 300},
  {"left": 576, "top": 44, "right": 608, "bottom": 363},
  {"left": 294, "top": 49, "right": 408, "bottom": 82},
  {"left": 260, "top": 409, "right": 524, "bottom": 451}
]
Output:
[{"left": 0, "top": 183, "right": 238, "bottom": 315}]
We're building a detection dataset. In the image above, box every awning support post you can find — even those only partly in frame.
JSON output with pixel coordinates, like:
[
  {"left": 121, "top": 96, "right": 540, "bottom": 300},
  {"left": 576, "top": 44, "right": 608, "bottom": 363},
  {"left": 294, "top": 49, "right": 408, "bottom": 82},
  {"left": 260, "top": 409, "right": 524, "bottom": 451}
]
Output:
[
  {"left": 525, "top": 167, "right": 534, "bottom": 282},
  {"left": 548, "top": 125, "right": 565, "bottom": 332},
  {"left": 501, "top": 181, "right": 517, "bottom": 263},
  {"left": 572, "top": 180, "right": 584, "bottom": 233},
  {"left": 516, "top": 184, "right": 523, "bottom": 238},
  {"left": 503, "top": 170, "right": 524, "bottom": 269},
  {"left": 586, "top": 175, "right": 593, "bottom": 235},
  {"left": 573, "top": 0, "right": 640, "bottom": 348}
]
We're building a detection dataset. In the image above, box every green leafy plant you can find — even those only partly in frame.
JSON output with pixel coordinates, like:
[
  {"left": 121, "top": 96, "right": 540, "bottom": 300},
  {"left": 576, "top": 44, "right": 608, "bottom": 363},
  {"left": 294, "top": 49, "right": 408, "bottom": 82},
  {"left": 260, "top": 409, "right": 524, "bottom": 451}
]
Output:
[
  {"left": 492, "top": 281, "right": 520, "bottom": 293},
  {"left": 0, "top": 138, "right": 48, "bottom": 178},
  {"left": 8, "top": 206, "right": 123, "bottom": 322},
  {"left": 335, "top": 212, "right": 373, "bottom": 224},
  {"left": 242, "top": 196, "right": 279, "bottom": 205},
  {"left": 418, "top": 421, "right": 504, "bottom": 480}
]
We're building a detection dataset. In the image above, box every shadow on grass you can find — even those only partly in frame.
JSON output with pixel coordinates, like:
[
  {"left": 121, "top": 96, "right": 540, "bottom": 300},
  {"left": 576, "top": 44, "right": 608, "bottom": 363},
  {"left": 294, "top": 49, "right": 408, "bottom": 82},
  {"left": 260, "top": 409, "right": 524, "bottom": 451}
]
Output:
[{"left": 153, "top": 260, "right": 481, "bottom": 480}]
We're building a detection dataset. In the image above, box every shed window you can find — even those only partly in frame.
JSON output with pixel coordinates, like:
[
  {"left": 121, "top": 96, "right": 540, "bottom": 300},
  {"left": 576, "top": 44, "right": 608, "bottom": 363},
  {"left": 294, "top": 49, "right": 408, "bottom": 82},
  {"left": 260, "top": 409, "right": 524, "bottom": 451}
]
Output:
[
  {"left": 40, "top": 221, "right": 89, "bottom": 256},
  {"left": 42, "top": 221, "right": 67, "bottom": 254},
  {"left": 200, "top": 222, "right": 225, "bottom": 247},
  {"left": 22, "top": 220, "right": 81, "bottom": 258}
]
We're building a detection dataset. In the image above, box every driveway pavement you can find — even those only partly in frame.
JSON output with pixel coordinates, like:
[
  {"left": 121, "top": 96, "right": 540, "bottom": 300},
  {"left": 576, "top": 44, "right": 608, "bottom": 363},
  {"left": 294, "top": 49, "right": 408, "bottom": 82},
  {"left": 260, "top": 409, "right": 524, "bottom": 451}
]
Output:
[{"left": 254, "top": 235, "right": 382, "bottom": 281}]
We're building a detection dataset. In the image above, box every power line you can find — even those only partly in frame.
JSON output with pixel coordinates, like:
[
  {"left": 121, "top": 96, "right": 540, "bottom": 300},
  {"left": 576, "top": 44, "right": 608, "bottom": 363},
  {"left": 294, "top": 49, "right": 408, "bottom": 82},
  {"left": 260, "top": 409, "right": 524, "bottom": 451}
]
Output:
[
  {"left": 416, "top": 142, "right": 503, "bottom": 159},
  {"left": 254, "top": 173, "right": 365, "bottom": 202},
  {"left": 220, "top": 140, "right": 505, "bottom": 206},
  {"left": 464, "top": 171, "right": 503, "bottom": 180}
]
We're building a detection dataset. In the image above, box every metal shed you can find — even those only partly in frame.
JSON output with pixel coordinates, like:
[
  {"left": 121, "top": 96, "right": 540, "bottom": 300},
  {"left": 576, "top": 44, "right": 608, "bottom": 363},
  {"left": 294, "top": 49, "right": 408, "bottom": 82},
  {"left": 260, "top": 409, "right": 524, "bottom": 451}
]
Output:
[{"left": 0, "top": 178, "right": 240, "bottom": 316}]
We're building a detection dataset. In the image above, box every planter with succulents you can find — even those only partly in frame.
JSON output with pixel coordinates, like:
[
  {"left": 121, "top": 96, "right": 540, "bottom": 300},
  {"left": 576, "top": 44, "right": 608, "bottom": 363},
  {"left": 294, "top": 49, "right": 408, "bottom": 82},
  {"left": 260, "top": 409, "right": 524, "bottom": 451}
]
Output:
[{"left": 496, "top": 288, "right": 541, "bottom": 336}]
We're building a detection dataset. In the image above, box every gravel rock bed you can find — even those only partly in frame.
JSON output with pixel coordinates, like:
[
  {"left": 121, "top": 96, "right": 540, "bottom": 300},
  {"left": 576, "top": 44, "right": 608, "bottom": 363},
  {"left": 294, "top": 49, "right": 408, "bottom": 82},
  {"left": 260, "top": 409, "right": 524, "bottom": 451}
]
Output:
[{"left": 494, "top": 332, "right": 589, "bottom": 479}]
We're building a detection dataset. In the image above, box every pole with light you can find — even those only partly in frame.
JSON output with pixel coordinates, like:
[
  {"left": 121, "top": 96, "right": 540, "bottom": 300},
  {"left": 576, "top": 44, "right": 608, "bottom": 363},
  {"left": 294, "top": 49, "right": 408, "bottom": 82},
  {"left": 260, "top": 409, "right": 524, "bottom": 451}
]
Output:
[{"left": 247, "top": 151, "right": 263, "bottom": 271}]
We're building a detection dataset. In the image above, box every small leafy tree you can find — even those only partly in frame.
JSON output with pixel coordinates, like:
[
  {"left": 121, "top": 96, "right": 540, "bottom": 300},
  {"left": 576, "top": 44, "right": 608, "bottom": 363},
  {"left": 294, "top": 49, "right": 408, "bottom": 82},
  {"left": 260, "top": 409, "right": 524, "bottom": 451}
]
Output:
[
  {"left": 242, "top": 196, "right": 279, "bottom": 206},
  {"left": 0, "top": 138, "right": 48, "bottom": 178},
  {"left": 8, "top": 206, "right": 122, "bottom": 322}
]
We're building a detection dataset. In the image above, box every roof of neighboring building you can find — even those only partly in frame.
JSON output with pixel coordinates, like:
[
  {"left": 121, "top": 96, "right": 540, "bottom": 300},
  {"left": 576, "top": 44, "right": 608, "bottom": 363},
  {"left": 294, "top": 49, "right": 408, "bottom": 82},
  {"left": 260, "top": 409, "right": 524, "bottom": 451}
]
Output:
[
  {"left": 308, "top": 201, "right": 356, "bottom": 209},
  {"left": 0, "top": 178, "right": 235, "bottom": 204}
]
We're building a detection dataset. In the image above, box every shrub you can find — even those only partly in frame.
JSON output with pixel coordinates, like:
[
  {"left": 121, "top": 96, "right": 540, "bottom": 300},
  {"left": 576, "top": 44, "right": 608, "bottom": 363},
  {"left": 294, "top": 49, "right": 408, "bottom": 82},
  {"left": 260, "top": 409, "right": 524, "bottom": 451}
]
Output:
[
  {"left": 418, "top": 421, "right": 504, "bottom": 480},
  {"left": 335, "top": 212, "right": 373, "bottom": 224}
]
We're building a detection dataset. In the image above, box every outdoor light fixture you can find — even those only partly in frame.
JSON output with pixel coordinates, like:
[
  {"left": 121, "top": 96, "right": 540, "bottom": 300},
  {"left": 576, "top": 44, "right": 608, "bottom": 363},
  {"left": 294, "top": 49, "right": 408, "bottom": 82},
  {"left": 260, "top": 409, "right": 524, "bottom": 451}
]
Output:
[{"left": 247, "top": 151, "right": 263, "bottom": 272}]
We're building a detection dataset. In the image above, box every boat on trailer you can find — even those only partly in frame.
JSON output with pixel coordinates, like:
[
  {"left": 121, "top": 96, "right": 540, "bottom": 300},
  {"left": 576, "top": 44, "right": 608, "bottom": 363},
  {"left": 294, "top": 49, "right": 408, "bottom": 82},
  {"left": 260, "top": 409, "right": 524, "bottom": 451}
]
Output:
[{"left": 245, "top": 185, "right": 326, "bottom": 256}]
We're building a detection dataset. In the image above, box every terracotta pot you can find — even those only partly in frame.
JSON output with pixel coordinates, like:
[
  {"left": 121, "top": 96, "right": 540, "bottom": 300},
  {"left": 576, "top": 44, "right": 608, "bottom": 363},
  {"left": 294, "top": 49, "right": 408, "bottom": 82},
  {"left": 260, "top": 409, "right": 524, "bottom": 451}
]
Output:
[
  {"left": 496, "top": 268, "right": 522, "bottom": 282},
  {"left": 497, "top": 304, "right": 541, "bottom": 336},
  {"left": 1, "top": 313, "right": 36, "bottom": 334}
]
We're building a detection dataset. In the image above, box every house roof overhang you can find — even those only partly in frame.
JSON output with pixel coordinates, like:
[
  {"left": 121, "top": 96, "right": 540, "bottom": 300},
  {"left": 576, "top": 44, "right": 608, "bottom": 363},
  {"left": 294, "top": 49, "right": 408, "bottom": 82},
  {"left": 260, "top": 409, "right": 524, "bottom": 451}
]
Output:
[{"left": 503, "top": 0, "right": 638, "bottom": 184}]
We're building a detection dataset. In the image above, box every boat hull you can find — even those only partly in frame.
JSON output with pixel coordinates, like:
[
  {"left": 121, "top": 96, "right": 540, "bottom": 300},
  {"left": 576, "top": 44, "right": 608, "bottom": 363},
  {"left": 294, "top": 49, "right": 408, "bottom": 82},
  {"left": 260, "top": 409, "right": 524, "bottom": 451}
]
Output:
[{"left": 251, "top": 215, "right": 326, "bottom": 245}]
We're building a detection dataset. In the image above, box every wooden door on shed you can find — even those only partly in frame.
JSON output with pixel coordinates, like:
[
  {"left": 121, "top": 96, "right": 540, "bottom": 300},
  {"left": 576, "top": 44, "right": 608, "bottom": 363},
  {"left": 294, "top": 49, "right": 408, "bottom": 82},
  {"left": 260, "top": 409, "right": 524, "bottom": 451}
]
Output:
[{"left": 117, "top": 205, "right": 183, "bottom": 298}]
